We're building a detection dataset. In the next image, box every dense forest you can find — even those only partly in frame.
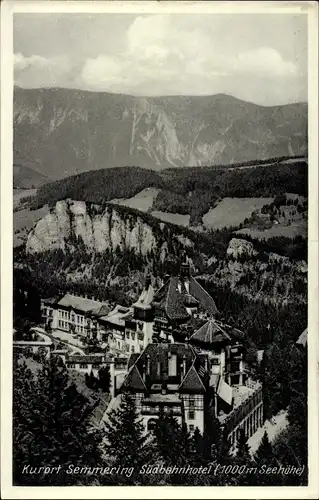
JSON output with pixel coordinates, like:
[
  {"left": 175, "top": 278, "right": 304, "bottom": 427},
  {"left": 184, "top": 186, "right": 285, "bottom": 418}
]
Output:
[{"left": 27, "top": 160, "right": 307, "bottom": 216}]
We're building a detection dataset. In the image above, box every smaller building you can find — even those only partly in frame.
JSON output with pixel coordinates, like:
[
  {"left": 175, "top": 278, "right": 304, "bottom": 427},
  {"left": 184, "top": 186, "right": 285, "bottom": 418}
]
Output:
[{"left": 65, "top": 353, "right": 108, "bottom": 377}]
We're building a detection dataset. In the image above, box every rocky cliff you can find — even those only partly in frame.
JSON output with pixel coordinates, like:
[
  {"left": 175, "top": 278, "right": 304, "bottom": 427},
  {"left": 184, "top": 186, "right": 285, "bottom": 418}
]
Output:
[
  {"left": 14, "top": 87, "right": 307, "bottom": 183},
  {"left": 26, "top": 199, "right": 190, "bottom": 257}
]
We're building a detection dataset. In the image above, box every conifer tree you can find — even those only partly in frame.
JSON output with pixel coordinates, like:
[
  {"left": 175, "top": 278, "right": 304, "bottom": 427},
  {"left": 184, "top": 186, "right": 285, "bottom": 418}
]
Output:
[
  {"left": 254, "top": 431, "right": 272, "bottom": 465},
  {"left": 98, "top": 365, "right": 111, "bottom": 392},
  {"left": 13, "top": 356, "right": 102, "bottom": 486},
  {"left": 253, "top": 431, "right": 281, "bottom": 485},
  {"left": 102, "top": 391, "right": 148, "bottom": 485}
]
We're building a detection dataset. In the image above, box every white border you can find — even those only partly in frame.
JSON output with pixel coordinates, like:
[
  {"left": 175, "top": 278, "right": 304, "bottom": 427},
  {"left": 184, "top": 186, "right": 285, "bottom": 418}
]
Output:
[{"left": 1, "top": 2, "right": 318, "bottom": 499}]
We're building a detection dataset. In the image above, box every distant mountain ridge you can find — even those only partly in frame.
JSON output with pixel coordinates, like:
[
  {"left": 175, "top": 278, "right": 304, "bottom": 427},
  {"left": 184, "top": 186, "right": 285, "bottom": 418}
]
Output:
[{"left": 14, "top": 87, "right": 307, "bottom": 182}]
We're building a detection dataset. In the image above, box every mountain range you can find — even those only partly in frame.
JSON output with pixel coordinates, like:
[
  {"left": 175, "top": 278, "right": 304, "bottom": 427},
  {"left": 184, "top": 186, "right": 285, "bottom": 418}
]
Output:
[{"left": 14, "top": 87, "right": 307, "bottom": 187}]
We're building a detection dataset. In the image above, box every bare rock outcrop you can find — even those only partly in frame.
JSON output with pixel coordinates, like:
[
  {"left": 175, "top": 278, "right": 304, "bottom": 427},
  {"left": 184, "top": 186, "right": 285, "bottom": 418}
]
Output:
[
  {"left": 226, "top": 238, "right": 257, "bottom": 259},
  {"left": 26, "top": 200, "right": 159, "bottom": 256}
]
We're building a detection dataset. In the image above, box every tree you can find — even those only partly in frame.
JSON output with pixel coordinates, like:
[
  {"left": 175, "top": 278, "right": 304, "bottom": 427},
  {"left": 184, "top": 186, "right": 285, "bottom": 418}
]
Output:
[
  {"left": 236, "top": 427, "right": 250, "bottom": 462},
  {"left": 254, "top": 431, "right": 273, "bottom": 464},
  {"left": 98, "top": 366, "right": 111, "bottom": 393},
  {"left": 13, "top": 356, "right": 102, "bottom": 486},
  {"left": 253, "top": 431, "right": 283, "bottom": 486},
  {"left": 102, "top": 391, "right": 149, "bottom": 485},
  {"left": 26, "top": 285, "right": 42, "bottom": 324}
]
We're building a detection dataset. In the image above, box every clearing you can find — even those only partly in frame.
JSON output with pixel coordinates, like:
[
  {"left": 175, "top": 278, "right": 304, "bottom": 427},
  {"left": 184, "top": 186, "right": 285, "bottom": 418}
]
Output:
[
  {"left": 235, "top": 221, "right": 307, "bottom": 240},
  {"left": 202, "top": 197, "right": 274, "bottom": 230},
  {"left": 109, "top": 187, "right": 160, "bottom": 212},
  {"left": 151, "top": 210, "right": 190, "bottom": 227}
]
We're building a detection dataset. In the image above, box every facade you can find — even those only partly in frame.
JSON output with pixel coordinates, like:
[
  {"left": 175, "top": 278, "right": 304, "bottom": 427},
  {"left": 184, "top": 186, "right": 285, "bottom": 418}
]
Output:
[
  {"left": 41, "top": 294, "right": 110, "bottom": 339},
  {"left": 41, "top": 279, "right": 155, "bottom": 355},
  {"left": 65, "top": 353, "right": 108, "bottom": 376},
  {"left": 64, "top": 352, "right": 128, "bottom": 397},
  {"left": 189, "top": 318, "right": 247, "bottom": 387},
  {"left": 220, "top": 379, "right": 263, "bottom": 454},
  {"left": 121, "top": 342, "right": 208, "bottom": 434}
]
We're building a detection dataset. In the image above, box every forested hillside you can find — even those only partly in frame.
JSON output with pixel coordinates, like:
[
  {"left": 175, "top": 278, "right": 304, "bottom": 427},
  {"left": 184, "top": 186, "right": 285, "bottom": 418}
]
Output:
[{"left": 28, "top": 160, "right": 307, "bottom": 216}]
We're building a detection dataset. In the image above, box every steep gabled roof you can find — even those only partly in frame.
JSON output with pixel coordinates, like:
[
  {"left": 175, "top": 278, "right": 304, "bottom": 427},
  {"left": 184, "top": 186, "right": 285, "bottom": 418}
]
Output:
[
  {"left": 153, "top": 273, "right": 219, "bottom": 321},
  {"left": 190, "top": 319, "right": 231, "bottom": 344},
  {"left": 122, "top": 365, "right": 147, "bottom": 392},
  {"left": 165, "top": 278, "right": 190, "bottom": 320},
  {"left": 127, "top": 353, "right": 139, "bottom": 370},
  {"left": 189, "top": 277, "right": 219, "bottom": 316},
  {"left": 179, "top": 364, "right": 206, "bottom": 393},
  {"left": 93, "top": 304, "right": 111, "bottom": 317}
]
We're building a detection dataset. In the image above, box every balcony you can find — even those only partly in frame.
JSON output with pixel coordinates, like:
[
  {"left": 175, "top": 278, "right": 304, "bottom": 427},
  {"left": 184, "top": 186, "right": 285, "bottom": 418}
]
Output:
[{"left": 141, "top": 406, "right": 182, "bottom": 416}]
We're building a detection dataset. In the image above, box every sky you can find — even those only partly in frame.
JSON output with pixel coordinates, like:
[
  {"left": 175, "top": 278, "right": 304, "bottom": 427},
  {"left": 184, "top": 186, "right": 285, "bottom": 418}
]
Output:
[{"left": 14, "top": 13, "right": 308, "bottom": 105}]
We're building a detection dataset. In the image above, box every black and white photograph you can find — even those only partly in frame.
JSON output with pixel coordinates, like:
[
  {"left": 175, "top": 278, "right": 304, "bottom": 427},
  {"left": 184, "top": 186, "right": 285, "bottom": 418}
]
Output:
[{"left": 1, "top": 1, "right": 318, "bottom": 497}]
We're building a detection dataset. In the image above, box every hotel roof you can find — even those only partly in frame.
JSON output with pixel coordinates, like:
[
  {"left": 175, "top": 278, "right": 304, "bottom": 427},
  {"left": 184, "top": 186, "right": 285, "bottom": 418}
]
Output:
[
  {"left": 153, "top": 275, "right": 218, "bottom": 321},
  {"left": 57, "top": 294, "right": 103, "bottom": 314},
  {"left": 99, "top": 304, "right": 133, "bottom": 326},
  {"left": 190, "top": 319, "right": 245, "bottom": 345}
]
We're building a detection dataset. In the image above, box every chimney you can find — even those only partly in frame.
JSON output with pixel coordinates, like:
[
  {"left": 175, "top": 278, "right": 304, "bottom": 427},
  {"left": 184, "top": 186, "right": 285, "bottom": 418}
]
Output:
[
  {"left": 146, "top": 354, "right": 151, "bottom": 376},
  {"left": 183, "top": 355, "right": 187, "bottom": 377},
  {"left": 168, "top": 352, "right": 177, "bottom": 377},
  {"left": 180, "top": 355, "right": 187, "bottom": 381}
]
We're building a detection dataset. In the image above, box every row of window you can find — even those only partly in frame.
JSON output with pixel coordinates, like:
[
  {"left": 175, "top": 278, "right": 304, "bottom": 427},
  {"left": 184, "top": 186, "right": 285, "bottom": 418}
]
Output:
[
  {"left": 68, "top": 363, "right": 89, "bottom": 369},
  {"left": 143, "top": 405, "right": 181, "bottom": 414},
  {"left": 58, "top": 320, "right": 68, "bottom": 330},
  {"left": 126, "top": 330, "right": 136, "bottom": 340},
  {"left": 58, "top": 310, "right": 86, "bottom": 325},
  {"left": 57, "top": 320, "right": 86, "bottom": 334}
]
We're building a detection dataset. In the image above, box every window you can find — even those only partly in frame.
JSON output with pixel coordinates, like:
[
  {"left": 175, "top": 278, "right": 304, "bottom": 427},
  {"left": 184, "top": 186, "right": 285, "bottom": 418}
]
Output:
[
  {"left": 189, "top": 425, "right": 195, "bottom": 432},
  {"left": 188, "top": 411, "right": 195, "bottom": 420},
  {"left": 80, "top": 363, "right": 88, "bottom": 369},
  {"left": 147, "top": 419, "right": 157, "bottom": 432},
  {"left": 68, "top": 363, "right": 75, "bottom": 368},
  {"left": 189, "top": 398, "right": 195, "bottom": 409},
  {"left": 131, "top": 346, "right": 135, "bottom": 353}
]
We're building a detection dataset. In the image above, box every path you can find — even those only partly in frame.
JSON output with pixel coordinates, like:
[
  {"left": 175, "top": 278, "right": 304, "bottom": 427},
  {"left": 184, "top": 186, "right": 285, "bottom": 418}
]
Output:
[{"left": 248, "top": 409, "right": 289, "bottom": 456}]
